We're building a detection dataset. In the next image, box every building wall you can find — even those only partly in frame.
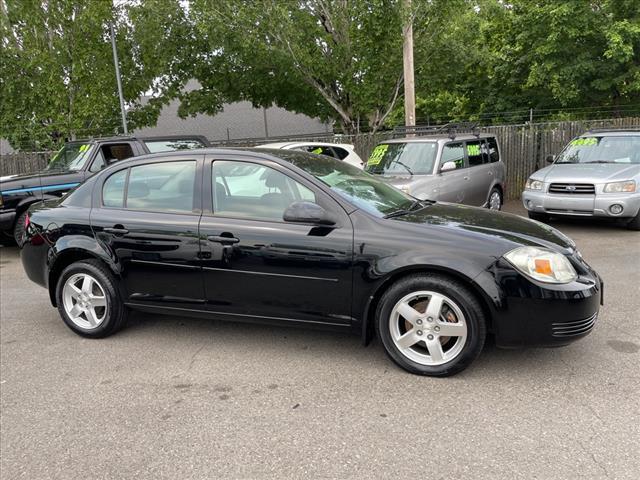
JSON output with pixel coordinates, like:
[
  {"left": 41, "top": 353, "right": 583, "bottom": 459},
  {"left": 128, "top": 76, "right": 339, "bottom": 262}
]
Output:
[{"left": 133, "top": 100, "right": 331, "bottom": 141}]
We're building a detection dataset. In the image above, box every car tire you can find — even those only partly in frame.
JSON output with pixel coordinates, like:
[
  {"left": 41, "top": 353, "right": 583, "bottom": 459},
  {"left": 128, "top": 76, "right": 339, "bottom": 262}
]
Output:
[
  {"left": 56, "top": 259, "right": 128, "bottom": 338},
  {"left": 487, "top": 188, "right": 502, "bottom": 210},
  {"left": 527, "top": 211, "right": 549, "bottom": 222},
  {"left": 13, "top": 210, "right": 29, "bottom": 247},
  {"left": 627, "top": 210, "right": 640, "bottom": 231},
  {"left": 376, "top": 274, "right": 486, "bottom": 377}
]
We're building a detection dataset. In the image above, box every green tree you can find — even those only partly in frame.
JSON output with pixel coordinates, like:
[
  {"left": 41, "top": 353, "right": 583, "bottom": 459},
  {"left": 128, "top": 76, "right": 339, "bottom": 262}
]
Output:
[
  {"left": 0, "top": 0, "right": 189, "bottom": 150},
  {"left": 178, "top": 0, "right": 453, "bottom": 133}
]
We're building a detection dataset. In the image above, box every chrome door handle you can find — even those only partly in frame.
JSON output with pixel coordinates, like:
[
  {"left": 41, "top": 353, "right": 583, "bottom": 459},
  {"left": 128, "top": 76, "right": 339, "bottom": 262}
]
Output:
[
  {"left": 488, "top": 171, "right": 493, "bottom": 175},
  {"left": 104, "top": 226, "right": 129, "bottom": 235},
  {"left": 463, "top": 176, "right": 469, "bottom": 181},
  {"left": 208, "top": 235, "right": 239, "bottom": 244}
]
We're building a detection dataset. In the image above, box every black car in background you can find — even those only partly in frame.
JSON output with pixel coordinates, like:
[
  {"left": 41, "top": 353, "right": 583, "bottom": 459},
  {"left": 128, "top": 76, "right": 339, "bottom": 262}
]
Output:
[
  {"left": 0, "top": 135, "right": 210, "bottom": 244},
  {"left": 20, "top": 149, "right": 602, "bottom": 376}
]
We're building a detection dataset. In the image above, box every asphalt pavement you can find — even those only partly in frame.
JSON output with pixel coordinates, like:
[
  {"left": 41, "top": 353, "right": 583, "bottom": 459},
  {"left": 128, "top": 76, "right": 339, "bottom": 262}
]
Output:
[{"left": 1, "top": 201, "right": 639, "bottom": 479}]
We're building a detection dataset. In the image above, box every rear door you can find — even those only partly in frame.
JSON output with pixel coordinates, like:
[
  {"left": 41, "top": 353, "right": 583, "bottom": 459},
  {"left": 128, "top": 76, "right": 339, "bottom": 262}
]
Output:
[
  {"left": 198, "top": 154, "right": 354, "bottom": 327},
  {"left": 464, "top": 139, "right": 493, "bottom": 206},
  {"left": 90, "top": 156, "right": 205, "bottom": 308}
]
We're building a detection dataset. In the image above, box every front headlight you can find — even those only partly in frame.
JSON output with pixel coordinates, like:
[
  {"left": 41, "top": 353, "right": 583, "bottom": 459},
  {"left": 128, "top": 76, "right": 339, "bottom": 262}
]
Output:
[
  {"left": 525, "top": 178, "right": 543, "bottom": 190},
  {"left": 504, "top": 246, "right": 577, "bottom": 284},
  {"left": 603, "top": 180, "right": 636, "bottom": 193}
]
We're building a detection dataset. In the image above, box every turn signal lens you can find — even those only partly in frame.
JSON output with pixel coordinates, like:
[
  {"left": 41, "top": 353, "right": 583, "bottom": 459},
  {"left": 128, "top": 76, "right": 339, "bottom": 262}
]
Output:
[
  {"left": 603, "top": 180, "right": 635, "bottom": 193},
  {"left": 504, "top": 246, "right": 577, "bottom": 284}
]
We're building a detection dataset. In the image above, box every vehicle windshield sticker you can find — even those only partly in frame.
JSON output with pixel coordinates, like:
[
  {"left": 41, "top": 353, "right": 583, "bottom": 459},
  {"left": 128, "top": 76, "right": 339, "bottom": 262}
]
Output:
[
  {"left": 570, "top": 138, "right": 598, "bottom": 147},
  {"left": 368, "top": 144, "right": 389, "bottom": 166},
  {"left": 311, "top": 147, "right": 323, "bottom": 154},
  {"left": 79, "top": 144, "right": 90, "bottom": 153},
  {"left": 467, "top": 144, "right": 481, "bottom": 156}
]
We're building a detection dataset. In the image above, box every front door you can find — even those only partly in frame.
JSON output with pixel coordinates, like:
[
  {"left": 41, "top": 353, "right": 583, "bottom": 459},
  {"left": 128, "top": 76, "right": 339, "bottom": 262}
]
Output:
[
  {"left": 90, "top": 157, "right": 205, "bottom": 308},
  {"left": 199, "top": 156, "right": 354, "bottom": 327},
  {"left": 434, "top": 141, "right": 469, "bottom": 204}
]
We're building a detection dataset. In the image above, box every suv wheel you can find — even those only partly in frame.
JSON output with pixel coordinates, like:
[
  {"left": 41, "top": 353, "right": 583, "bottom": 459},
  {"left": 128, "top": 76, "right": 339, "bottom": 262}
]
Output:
[
  {"left": 627, "top": 210, "right": 640, "bottom": 231},
  {"left": 56, "top": 259, "right": 128, "bottom": 338},
  {"left": 376, "top": 274, "right": 486, "bottom": 377},
  {"left": 13, "top": 211, "right": 29, "bottom": 247},
  {"left": 487, "top": 188, "right": 502, "bottom": 210}
]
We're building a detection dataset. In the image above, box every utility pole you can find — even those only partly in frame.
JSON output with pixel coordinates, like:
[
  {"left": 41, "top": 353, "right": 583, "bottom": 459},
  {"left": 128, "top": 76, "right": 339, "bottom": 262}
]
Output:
[
  {"left": 109, "top": 20, "right": 128, "bottom": 135},
  {"left": 403, "top": 0, "right": 416, "bottom": 128}
]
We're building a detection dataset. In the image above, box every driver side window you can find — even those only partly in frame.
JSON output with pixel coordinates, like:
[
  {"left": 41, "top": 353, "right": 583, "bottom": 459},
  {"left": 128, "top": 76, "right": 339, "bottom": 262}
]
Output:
[{"left": 212, "top": 161, "right": 316, "bottom": 221}]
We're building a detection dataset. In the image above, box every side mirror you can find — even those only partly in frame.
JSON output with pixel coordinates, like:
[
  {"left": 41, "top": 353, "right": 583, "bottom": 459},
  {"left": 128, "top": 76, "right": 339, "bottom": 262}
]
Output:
[
  {"left": 440, "top": 161, "right": 457, "bottom": 172},
  {"left": 283, "top": 201, "right": 336, "bottom": 226},
  {"left": 546, "top": 154, "right": 555, "bottom": 164}
]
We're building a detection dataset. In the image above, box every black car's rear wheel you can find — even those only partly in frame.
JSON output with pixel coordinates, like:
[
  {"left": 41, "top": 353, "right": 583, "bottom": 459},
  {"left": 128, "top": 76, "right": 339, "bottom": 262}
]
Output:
[
  {"left": 376, "top": 274, "right": 486, "bottom": 377},
  {"left": 56, "top": 259, "right": 128, "bottom": 338}
]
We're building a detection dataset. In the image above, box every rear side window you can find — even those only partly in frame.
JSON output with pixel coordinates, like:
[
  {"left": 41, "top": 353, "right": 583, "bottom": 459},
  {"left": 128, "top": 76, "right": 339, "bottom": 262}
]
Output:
[
  {"left": 441, "top": 143, "right": 465, "bottom": 170},
  {"left": 487, "top": 137, "right": 499, "bottom": 163},
  {"left": 332, "top": 147, "right": 349, "bottom": 160},
  {"left": 102, "top": 161, "right": 197, "bottom": 213},
  {"left": 300, "top": 145, "right": 337, "bottom": 158},
  {"left": 102, "top": 169, "right": 127, "bottom": 207}
]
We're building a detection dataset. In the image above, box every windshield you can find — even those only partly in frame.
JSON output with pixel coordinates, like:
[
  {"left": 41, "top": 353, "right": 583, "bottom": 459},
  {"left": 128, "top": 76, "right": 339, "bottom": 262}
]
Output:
[
  {"left": 46, "top": 143, "right": 93, "bottom": 171},
  {"left": 555, "top": 136, "right": 640, "bottom": 164},
  {"left": 264, "top": 150, "right": 418, "bottom": 217},
  {"left": 365, "top": 142, "right": 438, "bottom": 175}
]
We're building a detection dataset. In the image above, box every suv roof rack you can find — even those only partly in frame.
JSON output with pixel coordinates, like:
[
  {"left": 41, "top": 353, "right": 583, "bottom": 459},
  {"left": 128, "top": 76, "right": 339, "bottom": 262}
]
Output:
[
  {"left": 585, "top": 127, "right": 640, "bottom": 134},
  {"left": 393, "top": 122, "right": 481, "bottom": 140}
]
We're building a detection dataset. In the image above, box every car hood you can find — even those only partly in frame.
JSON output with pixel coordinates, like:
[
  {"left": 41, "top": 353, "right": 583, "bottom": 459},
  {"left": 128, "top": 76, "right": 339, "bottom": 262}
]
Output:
[
  {"left": 531, "top": 163, "right": 640, "bottom": 183},
  {"left": 390, "top": 202, "right": 575, "bottom": 252},
  {"left": 0, "top": 170, "right": 74, "bottom": 192}
]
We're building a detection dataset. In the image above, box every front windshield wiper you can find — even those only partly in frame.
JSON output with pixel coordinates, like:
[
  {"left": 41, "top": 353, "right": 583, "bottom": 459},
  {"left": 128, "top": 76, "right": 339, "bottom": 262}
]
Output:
[
  {"left": 391, "top": 160, "right": 414, "bottom": 175},
  {"left": 584, "top": 160, "right": 614, "bottom": 164},
  {"left": 383, "top": 198, "right": 430, "bottom": 219}
]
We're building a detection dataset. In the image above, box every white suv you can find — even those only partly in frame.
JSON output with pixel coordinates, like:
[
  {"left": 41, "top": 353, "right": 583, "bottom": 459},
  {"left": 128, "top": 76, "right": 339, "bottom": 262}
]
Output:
[{"left": 258, "top": 142, "right": 364, "bottom": 168}]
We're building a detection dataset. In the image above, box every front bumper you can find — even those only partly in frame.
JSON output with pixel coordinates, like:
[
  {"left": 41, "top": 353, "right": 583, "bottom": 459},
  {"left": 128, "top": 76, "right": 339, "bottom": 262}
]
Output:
[
  {"left": 522, "top": 190, "right": 640, "bottom": 218},
  {"left": 0, "top": 209, "right": 16, "bottom": 231},
  {"left": 486, "top": 257, "right": 602, "bottom": 348}
]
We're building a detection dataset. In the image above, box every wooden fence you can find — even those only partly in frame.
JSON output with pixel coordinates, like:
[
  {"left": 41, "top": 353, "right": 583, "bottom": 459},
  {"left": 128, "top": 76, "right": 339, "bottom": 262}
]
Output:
[{"left": 2, "top": 117, "right": 639, "bottom": 199}]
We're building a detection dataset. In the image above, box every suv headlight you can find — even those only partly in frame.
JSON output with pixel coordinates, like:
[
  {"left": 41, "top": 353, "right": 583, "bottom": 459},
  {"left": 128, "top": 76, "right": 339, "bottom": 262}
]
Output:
[
  {"left": 525, "top": 178, "right": 543, "bottom": 190},
  {"left": 504, "top": 246, "right": 577, "bottom": 284},
  {"left": 603, "top": 180, "right": 635, "bottom": 193}
]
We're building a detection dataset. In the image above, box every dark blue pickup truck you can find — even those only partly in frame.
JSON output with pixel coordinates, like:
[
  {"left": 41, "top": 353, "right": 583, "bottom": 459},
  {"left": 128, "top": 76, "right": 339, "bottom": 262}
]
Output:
[{"left": 0, "top": 135, "right": 209, "bottom": 244}]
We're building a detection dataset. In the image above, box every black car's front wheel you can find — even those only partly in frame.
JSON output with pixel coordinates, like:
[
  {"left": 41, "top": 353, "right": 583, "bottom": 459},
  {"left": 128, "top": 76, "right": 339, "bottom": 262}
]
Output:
[
  {"left": 376, "top": 274, "right": 486, "bottom": 377},
  {"left": 56, "top": 259, "right": 128, "bottom": 338}
]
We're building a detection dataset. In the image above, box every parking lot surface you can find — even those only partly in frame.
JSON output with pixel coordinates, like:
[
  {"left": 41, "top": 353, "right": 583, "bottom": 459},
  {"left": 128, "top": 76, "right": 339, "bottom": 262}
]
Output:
[{"left": 1, "top": 201, "right": 639, "bottom": 479}]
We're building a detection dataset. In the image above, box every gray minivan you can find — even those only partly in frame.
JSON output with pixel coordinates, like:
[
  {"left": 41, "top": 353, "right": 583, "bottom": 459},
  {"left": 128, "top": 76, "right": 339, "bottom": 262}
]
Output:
[{"left": 365, "top": 133, "right": 506, "bottom": 209}]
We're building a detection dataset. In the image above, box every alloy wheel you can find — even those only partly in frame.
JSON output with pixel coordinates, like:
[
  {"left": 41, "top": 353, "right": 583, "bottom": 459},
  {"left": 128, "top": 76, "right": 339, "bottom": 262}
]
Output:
[
  {"left": 489, "top": 191, "right": 502, "bottom": 210},
  {"left": 389, "top": 291, "right": 468, "bottom": 366},
  {"left": 62, "top": 273, "right": 108, "bottom": 330}
]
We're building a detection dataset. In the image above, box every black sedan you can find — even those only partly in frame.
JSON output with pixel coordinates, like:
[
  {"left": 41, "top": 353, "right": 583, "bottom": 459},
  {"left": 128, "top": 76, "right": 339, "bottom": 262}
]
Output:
[{"left": 20, "top": 149, "right": 602, "bottom": 376}]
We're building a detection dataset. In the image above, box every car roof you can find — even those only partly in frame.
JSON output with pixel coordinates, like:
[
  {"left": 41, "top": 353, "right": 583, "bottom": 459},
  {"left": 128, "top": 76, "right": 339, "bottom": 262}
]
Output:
[
  {"left": 581, "top": 130, "right": 640, "bottom": 137},
  {"left": 258, "top": 141, "right": 354, "bottom": 149},
  {"left": 383, "top": 133, "right": 496, "bottom": 143}
]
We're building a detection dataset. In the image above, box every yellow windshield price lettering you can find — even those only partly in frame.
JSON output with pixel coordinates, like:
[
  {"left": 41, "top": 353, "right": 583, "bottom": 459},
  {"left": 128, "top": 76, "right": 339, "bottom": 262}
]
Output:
[
  {"left": 570, "top": 138, "right": 597, "bottom": 147},
  {"left": 368, "top": 144, "right": 389, "bottom": 166},
  {"left": 79, "top": 144, "right": 90, "bottom": 153},
  {"left": 311, "top": 147, "right": 323, "bottom": 154}
]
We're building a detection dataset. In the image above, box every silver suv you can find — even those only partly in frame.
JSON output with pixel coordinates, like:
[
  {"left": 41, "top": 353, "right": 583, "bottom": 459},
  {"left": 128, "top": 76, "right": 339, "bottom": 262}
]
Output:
[
  {"left": 523, "top": 130, "right": 640, "bottom": 230},
  {"left": 365, "top": 133, "right": 506, "bottom": 209}
]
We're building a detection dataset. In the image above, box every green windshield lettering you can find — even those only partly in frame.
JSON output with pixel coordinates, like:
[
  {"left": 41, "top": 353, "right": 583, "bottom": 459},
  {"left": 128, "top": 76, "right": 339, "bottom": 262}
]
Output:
[{"left": 368, "top": 144, "right": 389, "bottom": 166}]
